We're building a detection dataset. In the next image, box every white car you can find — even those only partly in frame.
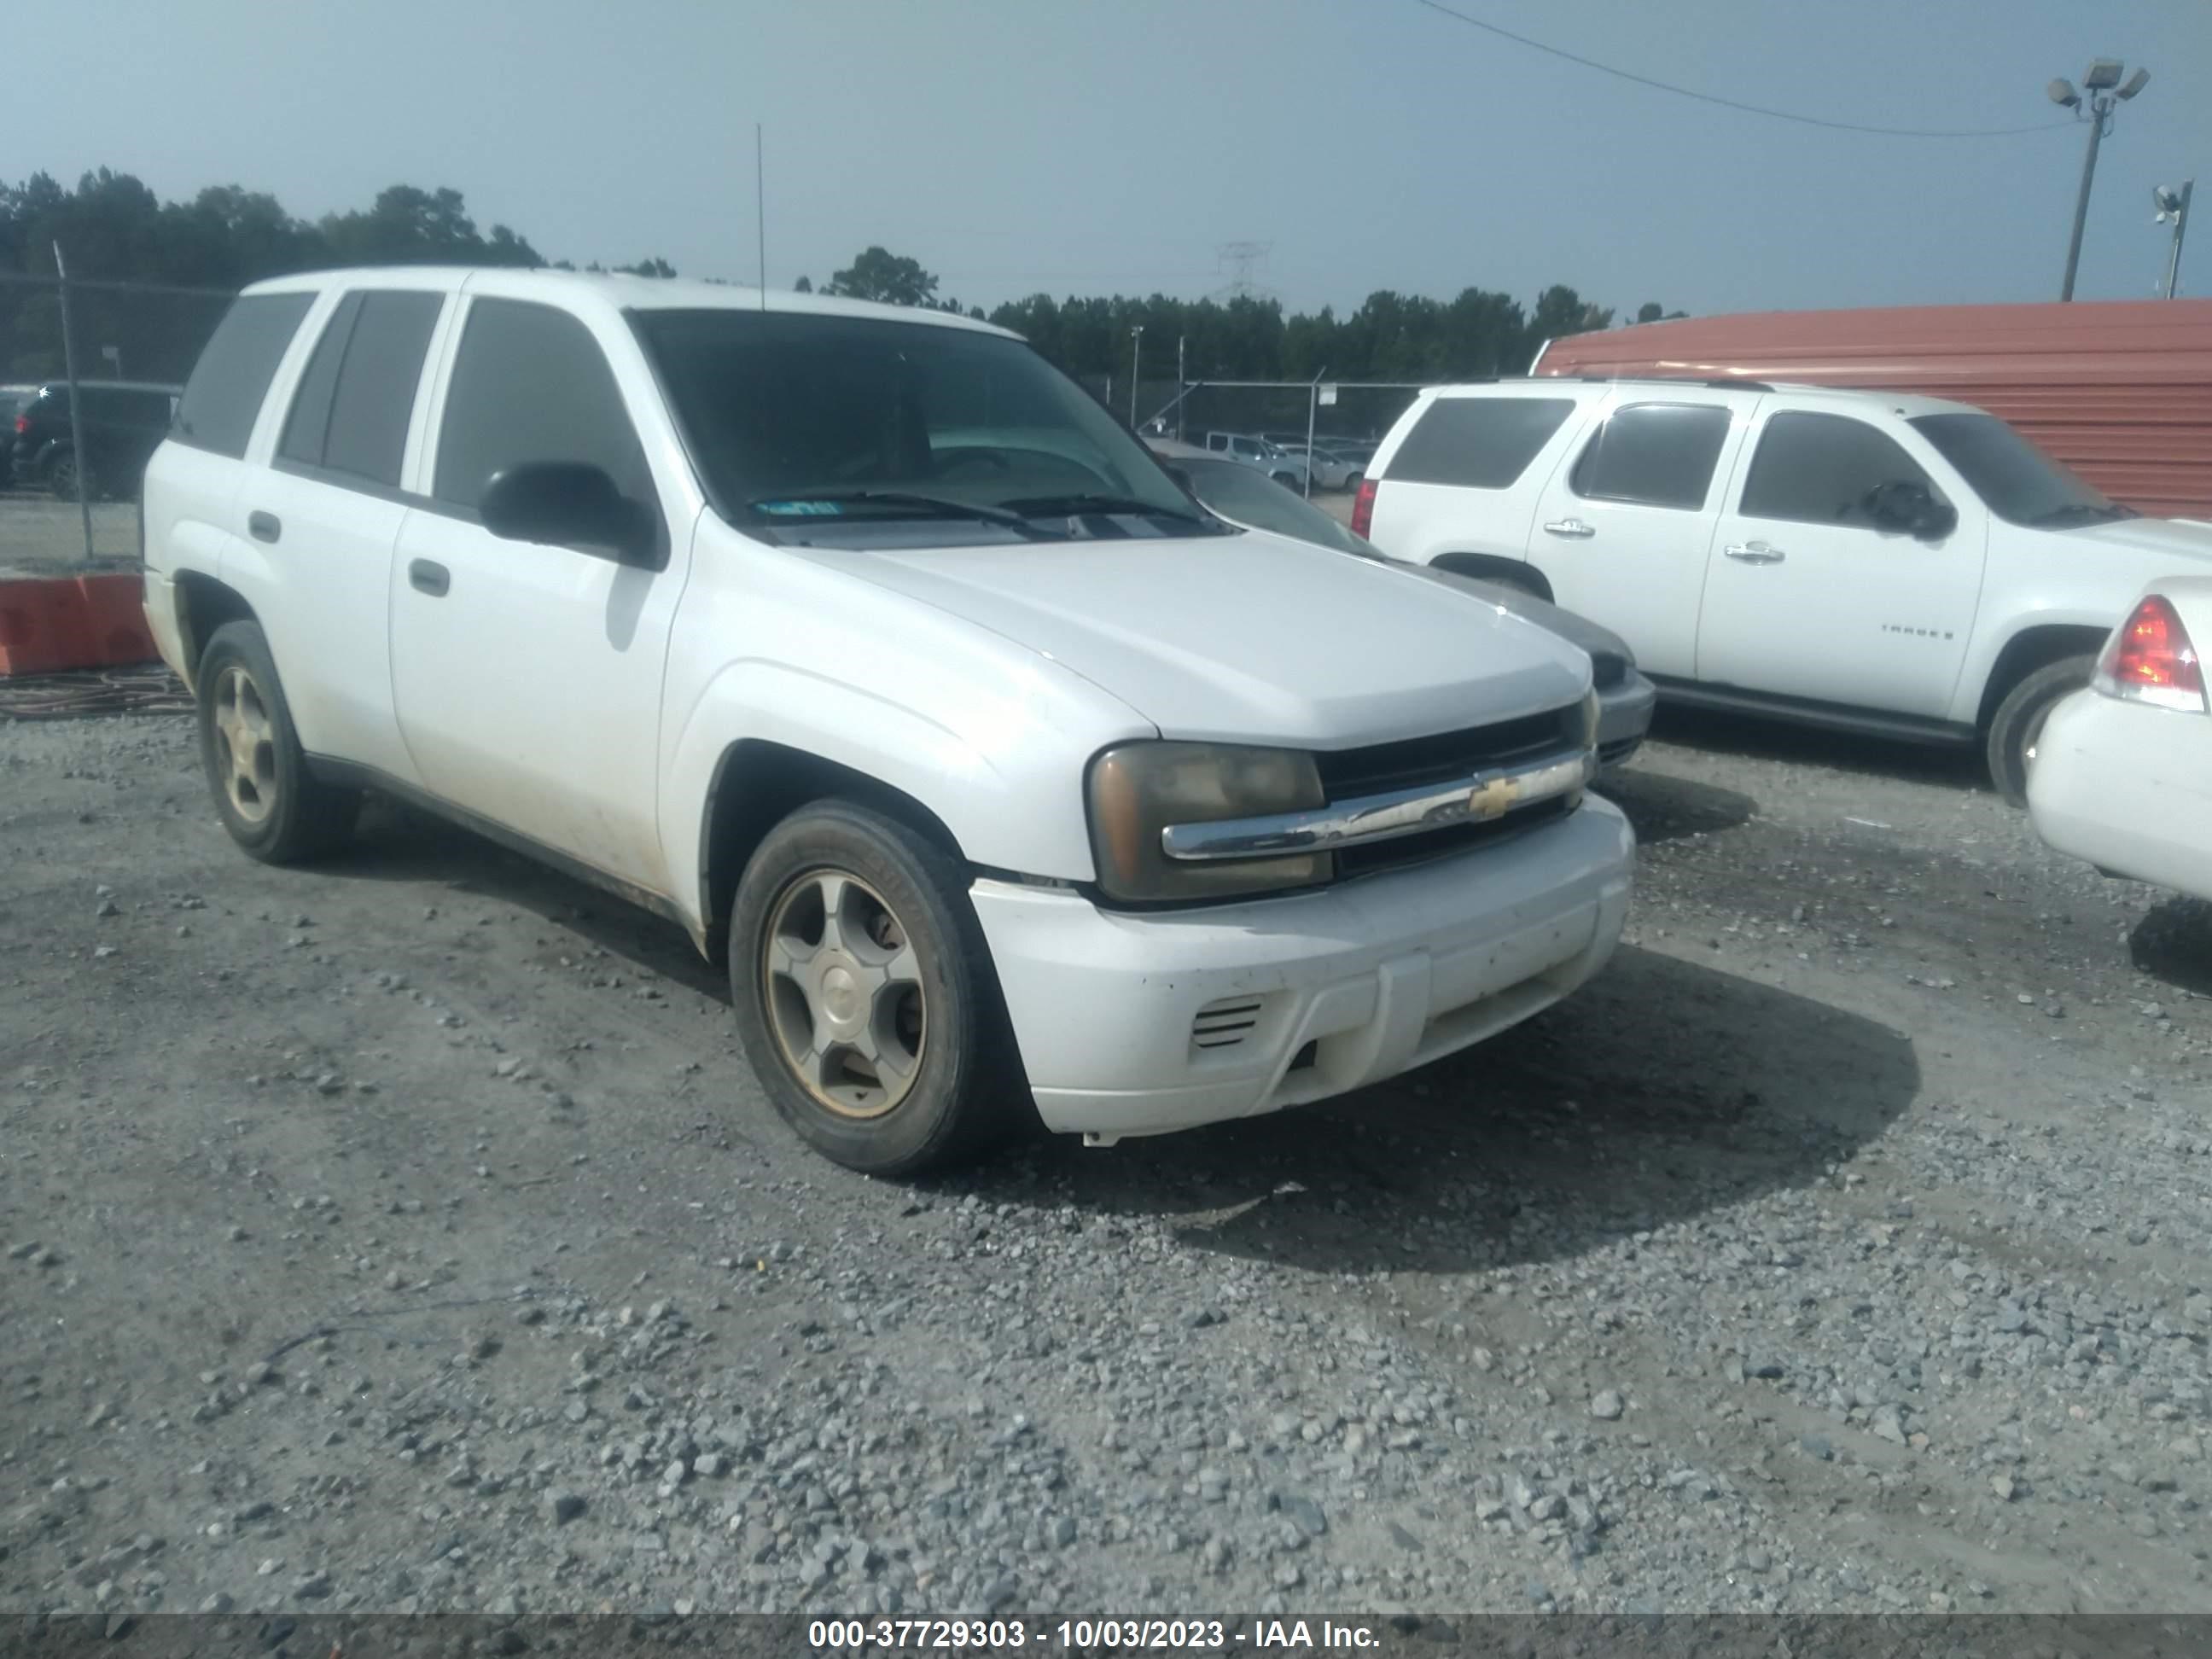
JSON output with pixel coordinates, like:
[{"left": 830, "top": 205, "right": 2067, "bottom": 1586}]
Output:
[
  {"left": 1355, "top": 378, "right": 2212, "bottom": 803},
  {"left": 1277, "top": 443, "right": 1362, "bottom": 492},
  {"left": 2029, "top": 579, "right": 2212, "bottom": 901},
  {"left": 141, "top": 268, "right": 1633, "bottom": 1174}
]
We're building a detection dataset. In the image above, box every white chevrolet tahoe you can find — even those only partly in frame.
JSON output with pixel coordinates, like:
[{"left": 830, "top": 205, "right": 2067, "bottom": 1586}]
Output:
[
  {"left": 142, "top": 269, "right": 1633, "bottom": 1174},
  {"left": 1354, "top": 377, "right": 2212, "bottom": 803}
]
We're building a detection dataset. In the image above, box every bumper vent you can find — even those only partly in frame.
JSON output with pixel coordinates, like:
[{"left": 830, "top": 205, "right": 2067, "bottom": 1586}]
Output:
[{"left": 1190, "top": 996, "right": 1265, "bottom": 1054}]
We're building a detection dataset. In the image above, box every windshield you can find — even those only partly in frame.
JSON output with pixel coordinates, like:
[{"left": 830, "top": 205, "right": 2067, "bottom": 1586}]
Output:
[
  {"left": 1909, "top": 412, "right": 2131, "bottom": 527},
  {"left": 631, "top": 308, "right": 1213, "bottom": 544},
  {"left": 1175, "top": 456, "right": 1374, "bottom": 556}
]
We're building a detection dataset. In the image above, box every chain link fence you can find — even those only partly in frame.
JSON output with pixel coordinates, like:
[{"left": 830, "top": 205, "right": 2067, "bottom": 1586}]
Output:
[
  {"left": 1, "top": 270, "right": 237, "bottom": 567},
  {"left": 1079, "top": 374, "right": 1426, "bottom": 495}
]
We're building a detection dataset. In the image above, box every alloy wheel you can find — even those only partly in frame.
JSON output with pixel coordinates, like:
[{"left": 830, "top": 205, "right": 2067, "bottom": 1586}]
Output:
[{"left": 760, "top": 868, "right": 926, "bottom": 1119}]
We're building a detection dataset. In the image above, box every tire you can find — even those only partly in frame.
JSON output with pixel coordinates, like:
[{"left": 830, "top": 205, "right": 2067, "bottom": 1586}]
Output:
[
  {"left": 195, "top": 620, "right": 360, "bottom": 863},
  {"left": 728, "top": 799, "right": 1027, "bottom": 1175},
  {"left": 1270, "top": 471, "right": 1299, "bottom": 490},
  {"left": 1985, "top": 653, "right": 2095, "bottom": 808},
  {"left": 46, "top": 451, "right": 85, "bottom": 503}
]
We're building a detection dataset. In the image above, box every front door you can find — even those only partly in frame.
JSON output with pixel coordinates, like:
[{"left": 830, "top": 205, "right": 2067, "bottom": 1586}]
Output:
[
  {"left": 1696, "top": 409, "right": 1986, "bottom": 719},
  {"left": 388, "top": 294, "right": 689, "bottom": 891},
  {"left": 1527, "top": 392, "right": 1755, "bottom": 680}
]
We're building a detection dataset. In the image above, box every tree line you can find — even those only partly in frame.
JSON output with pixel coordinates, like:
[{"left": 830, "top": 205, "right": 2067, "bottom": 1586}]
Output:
[{"left": 2, "top": 169, "right": 1680, "bottom": 385}]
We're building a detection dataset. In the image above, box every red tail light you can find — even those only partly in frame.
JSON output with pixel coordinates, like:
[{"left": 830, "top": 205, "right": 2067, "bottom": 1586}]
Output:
[
  {"left": 2096, "top": 593, "right": 2205, "bottom": 713},
  {"left": 1350, "top": 476, "right": 1378, "bottom": 539},
  {"left": 12, "top": 414, "right": 26, "bottom": 434}
]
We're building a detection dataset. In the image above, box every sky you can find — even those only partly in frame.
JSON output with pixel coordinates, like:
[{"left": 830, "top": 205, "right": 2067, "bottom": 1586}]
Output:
[{"left": 15, "top": 0, "right": 2212, "bottom": 320}]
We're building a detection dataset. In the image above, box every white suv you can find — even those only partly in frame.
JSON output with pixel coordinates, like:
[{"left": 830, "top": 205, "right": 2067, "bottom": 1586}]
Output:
[
  {"left": 1354, "top": 378, "right": 2212, "bottom": 801},
  {"left": 141, "top": 269, "right": 1633, "bottom": 1174}
]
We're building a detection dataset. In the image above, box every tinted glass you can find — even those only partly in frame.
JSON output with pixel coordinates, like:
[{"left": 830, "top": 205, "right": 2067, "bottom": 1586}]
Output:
[
  {"left": 1738, "top": 411, "right": 1936, "bottom": 527},
  {"left": 1570, "top": 403, "right": 1732, "bottom": 509},
  {"left": 435, "top": 299, "right": 650, "bottom": 511},
  {"left": 174, "top": 292, "right": 315, "bottom": 458},
  {"left": 632, "top": 308, "right": 1201, "bottom": 544},
  {"left": 1385, "top": 397, "right": 1575, "bottom": 489},
  {"left": 1909, "top": 411, "right": 2125, "bottom": 527},
  {"left": 1178, "top": 456, "right": 1371, "bottom": 554},
  {"left": 323, "top": 292, "right": 443, "bottom": 486},
  {"left": 279, "top": 294, "right": 362, "bottom": 467}
]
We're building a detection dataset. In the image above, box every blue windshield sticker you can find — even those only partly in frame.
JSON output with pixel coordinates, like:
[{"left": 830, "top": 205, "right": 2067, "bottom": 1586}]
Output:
[{"left": 755, "top": 500, "right": 845, "bottom": 516}]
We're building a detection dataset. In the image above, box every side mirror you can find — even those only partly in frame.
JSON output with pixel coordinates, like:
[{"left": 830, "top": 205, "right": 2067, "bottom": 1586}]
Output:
[
  {"left": 1865, "top": 479, "right": 1956, "bottom": 541},
  {"left": 480, "top": 462, "right": 657, "bottom": 565}
]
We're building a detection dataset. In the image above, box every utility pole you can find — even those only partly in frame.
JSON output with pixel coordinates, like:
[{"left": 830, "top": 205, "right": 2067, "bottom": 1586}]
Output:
[
  {"left": 2048, "top": 60, "right": 2151, "bottom": 301},
  {"left": 1176, "top": 335, "right": 1186, "bottom": 441},
  {"left": 1128, "top": 326, "right": 1144, "bottom": 428},
  {"left": 2157, "top": 182, "right": 2194, "bottom": 299},
  {"left": 52, "top": 242, "right": 95, "bottom": 562}
]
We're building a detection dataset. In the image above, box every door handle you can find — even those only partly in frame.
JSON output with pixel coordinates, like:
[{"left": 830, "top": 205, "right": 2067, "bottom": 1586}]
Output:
[
  {"left": 1542, "top": 518, "right": 1595, "bottom": 539},
  {"left": 408, "top": 558, "right": 451, "bottom": 597},
  {"left": 1723, "top": 541, "right": 1785, "bottom": 564},
  {"left": 247, "top": 511, "right": 281, "bottom": 544}
]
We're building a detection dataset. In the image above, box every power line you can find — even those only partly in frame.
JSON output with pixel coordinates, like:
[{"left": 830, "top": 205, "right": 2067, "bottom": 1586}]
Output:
[{"left": 1410, "top": 0, "right": 2077, "bottom": 138}]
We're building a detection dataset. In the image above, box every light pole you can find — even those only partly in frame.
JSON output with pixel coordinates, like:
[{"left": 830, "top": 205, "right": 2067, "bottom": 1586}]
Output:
[
  {"left": 2048, "top": 58, "right": 2151, "bottom": 301},
  {"left": 2156, "top": 182, "right": 2194, "bottom": 299},
  {"left": 1175, "top": 335, "right": 1186, "bottom": 440},
  {"left": 1128, "top": 326, "right": 1144, "bottom": 428}
]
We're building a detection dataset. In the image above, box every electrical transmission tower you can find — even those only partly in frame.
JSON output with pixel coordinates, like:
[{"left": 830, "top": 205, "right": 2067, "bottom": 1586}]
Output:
[{"left": 1214, "top": 242, "right": 1272, "bottom": 300}]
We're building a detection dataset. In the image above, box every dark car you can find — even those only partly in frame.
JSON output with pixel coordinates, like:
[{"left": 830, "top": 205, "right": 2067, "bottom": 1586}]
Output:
[
  {"left": 0, "top": 386, "right": 38, "bottom": 488},
  {"left": 9, "top": 379, "right": 182, "bottom": 501},
  {"left": 1150, "top": 439, "right": 1655, "bottom": 771}
]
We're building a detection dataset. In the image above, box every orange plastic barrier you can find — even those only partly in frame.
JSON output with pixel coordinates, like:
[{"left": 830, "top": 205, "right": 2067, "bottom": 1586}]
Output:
[{"left": 0, "top": 573, "right": 160, "bottom": 678}]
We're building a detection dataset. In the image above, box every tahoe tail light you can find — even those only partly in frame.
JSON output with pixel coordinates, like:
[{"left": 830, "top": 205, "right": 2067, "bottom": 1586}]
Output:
[
  {"left": 1350, "top": 475, "right": 1378, "bottom": 538},
  {"left": 2094, "top": 593, "right": 2206, "bottom": 713},
  {"left": 12, "top": 414, "right": 26, "bottom": 434}
]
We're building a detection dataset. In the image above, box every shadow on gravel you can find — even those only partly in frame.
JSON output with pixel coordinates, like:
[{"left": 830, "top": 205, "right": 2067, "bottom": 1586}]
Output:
[
  {"left": 1594, "top": 765, "right": 1755, "bottom": 846},
  {"left": 330, "top": 798, "right": 728, "bottom": 999},
  {"left": 997, "top": 944, "right": 1918, "bottom": 1275},
  {"left": 1650, "top": 703, "right": 1986, "bottom": 794},
  {"left": 2128, "top": 894, "right": 2212, "bottom": 994}
]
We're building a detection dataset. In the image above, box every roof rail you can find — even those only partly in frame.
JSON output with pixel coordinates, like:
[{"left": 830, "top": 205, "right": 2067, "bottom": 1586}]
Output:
[{"left": 1535, "top": 371, "right": 1776, "bottom": 393}]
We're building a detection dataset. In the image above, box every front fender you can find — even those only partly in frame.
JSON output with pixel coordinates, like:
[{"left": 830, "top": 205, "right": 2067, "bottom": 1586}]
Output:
[
  {"left": 661, "top": 658, "right": 1143, "bottom": 938},
  {"left": 1949, "top": 605, "right": 2116, "bottom": 726}
]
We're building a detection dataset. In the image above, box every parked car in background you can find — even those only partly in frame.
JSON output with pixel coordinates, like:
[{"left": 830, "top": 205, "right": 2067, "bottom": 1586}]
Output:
[
  {"left": 1277, "top": 441, "right": 1361, "bottom": 492},
  {"left": 1151, "top": 438, "right": 1651, "bottom": 770},
  {"left": 1202, "top": 430, "right": 1309, "bottom": 489},
  {"left": 0, "top": 385, "right": 38, "bottom": 486},
  {"left": 1357, "top": 375, "right": 2212, "bottom": 804},
  {"left": 9, "top": 379, "right": 183, "bottom": 500},
  {"left": 143, "top": 268, "right": 1633, "bottom": 1176},
  {"left": 2029, "top": 579, "right": 2212, "bottom": 902}
]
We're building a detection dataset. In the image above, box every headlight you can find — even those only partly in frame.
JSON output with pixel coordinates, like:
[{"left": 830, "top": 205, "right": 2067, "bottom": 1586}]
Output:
[{"left": 1087, "top": 742, "right": 1328, "bottom": 903}]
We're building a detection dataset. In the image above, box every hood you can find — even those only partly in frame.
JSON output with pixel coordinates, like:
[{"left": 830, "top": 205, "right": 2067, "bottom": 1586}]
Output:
[
  {"left": 2065, "top": 516, "right": 2212, "bottom": 563},
  {"left": 792, "top": 530, "right": 1592, "bottom": 748}
]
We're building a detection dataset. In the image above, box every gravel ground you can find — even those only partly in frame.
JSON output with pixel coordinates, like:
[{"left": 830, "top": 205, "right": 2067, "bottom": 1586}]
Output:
[{"left": 3, "top": 700, "right": 2209, "bottom": 1621}]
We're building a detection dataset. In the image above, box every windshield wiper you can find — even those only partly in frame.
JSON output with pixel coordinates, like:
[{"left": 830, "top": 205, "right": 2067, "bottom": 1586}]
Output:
[
  {"left": 748, "top": 492, "right": 1068, "bottom": 540},
  {"left": 998, "top": 493, "right": 1214, "bottom": 527},
  {"left": 2028, "top": 502, "right": 2136, "bottom": 527}
]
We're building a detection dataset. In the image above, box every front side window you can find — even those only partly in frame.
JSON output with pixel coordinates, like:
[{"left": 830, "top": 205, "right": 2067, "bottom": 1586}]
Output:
[
  {"left": 630, "top": 308, "right": 1207, "bottom": 546},
  {"left": 435, "top": 299, "right": 651, "bottom": 511},
  {"left": 1385, "top": 396, "right": 1576, "bottom": 490},
  {"left": 1738, "top": 410, "right": 1938, "bottom": 528},
  {"left": 174, "top": 291, "right": 315, "bottom": 459},
  {"left": 1570, "top": 402, "right": 1732, "bottom": 510},
  {"left": 1908, "top": 411, "right": 2128, "bottom": 527}
]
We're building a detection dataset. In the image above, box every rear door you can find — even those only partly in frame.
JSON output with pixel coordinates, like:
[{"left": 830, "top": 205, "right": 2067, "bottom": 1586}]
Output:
[
  {"left": 388, "top": 293, "right": 688, "bottom": 890},
  {"left": 232, "top": 285, "right": 448, "bottom": 778},
  {"left": 1526, "top": 390, "right": 1755, "bottom": 678},
  {"left": 1695, "top": 407, "right": 1985, "bottom": 717}
]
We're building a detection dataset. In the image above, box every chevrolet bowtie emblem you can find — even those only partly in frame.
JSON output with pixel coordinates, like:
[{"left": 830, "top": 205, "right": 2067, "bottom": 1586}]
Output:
[{"left": 1466, "top": 775, "right": 1520, "bottom": 821}]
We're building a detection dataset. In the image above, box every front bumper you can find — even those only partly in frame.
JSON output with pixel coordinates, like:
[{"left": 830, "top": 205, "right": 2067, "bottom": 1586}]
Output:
[
  {"left": 971, "top": 796, "right": 1634, "bottom": 1140},
  {"left": 2028, "top": 686, "right": 2212, "bottom": 903},
  {"left": 1598, "top": 669, "right": 1656, "bottom": 771}
]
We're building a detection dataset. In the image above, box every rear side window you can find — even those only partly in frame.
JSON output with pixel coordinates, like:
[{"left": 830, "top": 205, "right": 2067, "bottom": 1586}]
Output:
[
  {"left": 1570, "top": 402, "right": 1732, "bottom": 510},
  {"left": 1739, "top": 411, "right": 1936, "bottom": 527},
  {"left": 434, "top": 298, "right": 650, "bottom": 512},
  {"left": 173, "top": 292, "right": 315, "bottom": 458},
  {"left": 280, "top": 291, "right": 442, "bottom": 487},
  {"left": 1385, "top": 397, "right": 1575, "bottom": 489}
]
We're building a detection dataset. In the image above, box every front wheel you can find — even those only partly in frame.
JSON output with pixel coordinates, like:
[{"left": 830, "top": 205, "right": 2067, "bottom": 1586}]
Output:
[
  {"left": 1985, "top": 653, "right": 2095, "bottom": 808},
  {"left": 728, "top": 800, "right": 1026, "bottom": 1175},
  {"left": 47, "top": 451, "right": 88, "bottom": 502}
]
